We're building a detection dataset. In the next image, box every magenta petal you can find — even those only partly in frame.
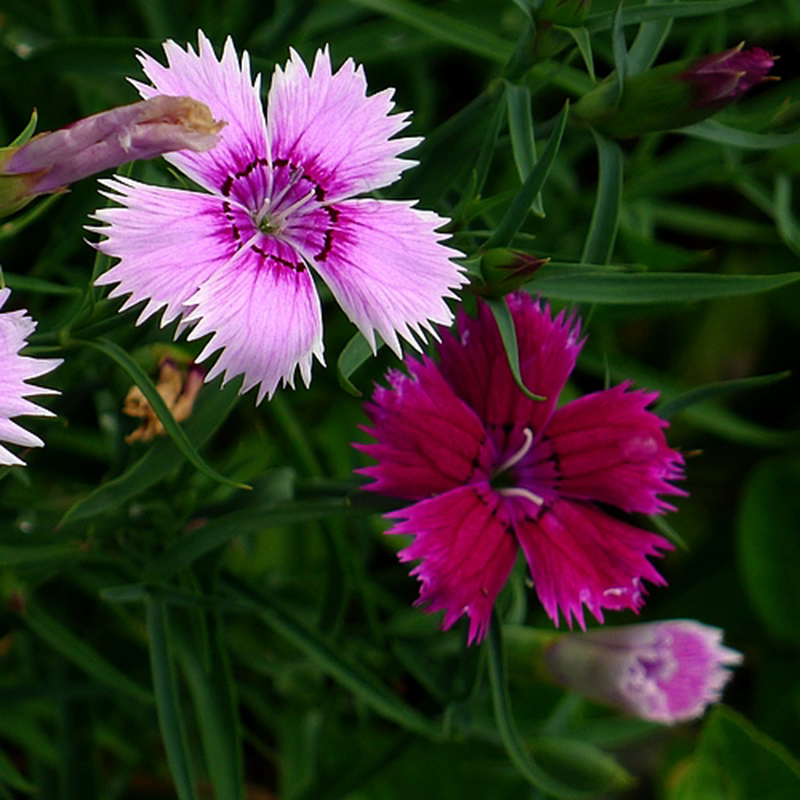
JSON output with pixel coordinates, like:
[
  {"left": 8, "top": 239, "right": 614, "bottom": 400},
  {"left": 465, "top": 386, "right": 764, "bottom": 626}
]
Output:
[
  {"left": 90, "top": 177, "right": 243, "bottom": 327},
  {"left": 515, "top": 499, "right": 673, "bottom": 628},
  {"left": 267, "top": 48, "right": 420, "bottom": 201},
  {"left": 132, "top": 32, "right": 268, "bottom": 198},
  {"left": 543, "top": 383, "right": 686, "bottom": 514},
  {"left": 182, "top": 246, "right": 324, "bottom": 402},
  {"left": 359, "top": 356, "right": 494, "bottom": 500},
  {"left": 438, "top": 293, "right": 582, "bottom": 439},
  {"left": 388, "top": 485, "right": 518, "bottom": 644},
  {"left": 297, "top": 198, "right": 465, "bottom": 355}
]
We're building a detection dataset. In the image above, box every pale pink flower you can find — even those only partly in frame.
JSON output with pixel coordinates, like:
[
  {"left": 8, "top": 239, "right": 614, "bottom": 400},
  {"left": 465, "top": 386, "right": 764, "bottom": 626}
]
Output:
[
  {"left": 545, "top": 620, "right": 743, "bottom": 723},
  {"left": 88, "top": 33, "right": 465, "bottom": 402},
  {"left": 0, "top": 288, "right": 61, "bottom": 466}
]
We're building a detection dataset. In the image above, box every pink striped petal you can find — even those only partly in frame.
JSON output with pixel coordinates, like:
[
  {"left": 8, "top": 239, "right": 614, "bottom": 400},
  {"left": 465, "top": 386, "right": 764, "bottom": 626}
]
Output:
[
  {"left": 438, "top": 293, "right": 582, "bottom": 448},
  {"left": 543, "top": 383, "right": 686, "bottom": 513},
  {"left": 90, "top": 177, "right": 246, "bottom": 327},
  {"left": 132, "top": 32, "right": 268, "bottom": 201},
  {"left": 267, "top": 47, "right": 419, "bottom": 201},
  {"left": 515, "top": 499, "right": 672, "bottom": 629},
  {"left": 388, "top": 485, "right": 518, "bottom": 644},
  {"left": 295, "top": 198, "right": 465, "bottom": 355},
  {"left": 182, "top": 246, "right": 323, "bottom": 402},
  {"left": 358, "top": 356, "right": 494, "bottom": 500}
]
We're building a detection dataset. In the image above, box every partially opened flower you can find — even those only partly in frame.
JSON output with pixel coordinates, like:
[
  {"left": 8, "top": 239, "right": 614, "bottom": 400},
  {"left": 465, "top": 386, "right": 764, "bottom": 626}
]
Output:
[
  {"left": 545, "top": 620, "right": 743, "bottom": 723},
  {"left": 358, "top": 292, "right": 684, "bottom": 644},
  {"left": 0, "top": 287, "right": 61, "bottom": 466},
  {"left": 88, "top": 33, "right": 465, "bottom": 402}
]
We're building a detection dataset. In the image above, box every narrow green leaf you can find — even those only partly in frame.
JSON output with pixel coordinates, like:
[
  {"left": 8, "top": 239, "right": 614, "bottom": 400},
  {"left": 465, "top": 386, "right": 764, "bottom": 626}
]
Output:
[
  {"left": 506, "top": 83, "right": 545, "bottom": 216},
  {"left": 0, "top": 195, "right": 63, "bottom": 240},
  {"left": 23, "top": 601, "right": 152, "bottom": 705},
  {"left": 485, "top": 102, "right": 568, "bottom": 249},
  {"left": 223, "top": 575, "right": 440, "bottom": 738},
  {"left": 0, "top": 748, "right": 34, "bottom": 793},
  {"left": 679, "top": 120, "right": 800, "bottom": 150},
  {"left": 337, "top": 332, "right": 383, "bottom": 397},
  {"left": 1, "top": 273, "right": 80, "bottom": 296},
  {"left": 610, "top": 2, "right": 627, "bottom": 104},
  {"left": 581, "top": 131, "right": 623, "bottom": 265},
  {"left": 81, "top": 337, "right": 247, "bottom": 490},
  {"left": 0, "top": 544, "right": 83, "bottom": 568},
  {"left": 626, "top": 0, "right": 675, "bottom": 76},
  {"left": 774, "top": 172, "right": 800, "bottom": 253},
  {"left": 647, "top": 514, "right": 689, "bottom": 551},
  {"left": 473, "top": 90, "right": 508, "bottom": 198},
  {"left": 147, "top": 498, "right": 356, "bottom": 579},
  {"left": 657, "top": 371, "right": 790, "bottom": 418},
  {"left": 555, "top": 25, "right": 595, "bottom": 82},
  {"left": 485, "top": 297, "right": 545, "bottom": 401},
  {"left": 7, "top": 109, "right": 37, "bottom": 146},
  {"left": 61, "top": 379, "right": 242, "bottom": 525},
  {"left": 348, "top": 0, "right": 515, "bottom": 62},
  {"left": 529, "top": 268, "right": 800, "bottom": 303},
  {"left": 146, "top": 596, "right": 199, "bottom": 800},
  {"left": 175, "top": 614, "right": 244, "bottom": 800},
  {"left": 487, "top": 621, "right": 601, "bottom": 797},
  {"left": 586, "top": 0, "right": 754, "bottom": 32}
]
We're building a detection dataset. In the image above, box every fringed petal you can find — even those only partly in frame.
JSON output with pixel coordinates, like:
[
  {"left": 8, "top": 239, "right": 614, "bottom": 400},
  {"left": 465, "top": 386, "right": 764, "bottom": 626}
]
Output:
[
  {"left": 388, "top": 485, "right": 519, "bottom": 644},
  {"left": 267, "top": 47, "right": 419, "bottom": 201},
  {"left": 515, "top": 498, "right": 672, "bottom": 629},
  {"left": 358, "top": 356, "right": 494, "bottom": 500}
]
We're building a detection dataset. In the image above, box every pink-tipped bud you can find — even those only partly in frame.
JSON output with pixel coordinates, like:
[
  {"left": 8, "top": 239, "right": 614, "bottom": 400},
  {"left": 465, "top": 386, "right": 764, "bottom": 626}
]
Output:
[
  {"left": 478, "top": 249, "right": 548, "bottom": 297},
  {"left": 545, "top": 620, "right": 743, "bottom": 724},
  {"left": 1, "top": 96, "right": 224, "bottom": 216},
  {"left": 681, "top": 44, "right": 775, "bottom": 107},
  {"left": 573, "top": 45, "right": 776, "bottom": 138}
]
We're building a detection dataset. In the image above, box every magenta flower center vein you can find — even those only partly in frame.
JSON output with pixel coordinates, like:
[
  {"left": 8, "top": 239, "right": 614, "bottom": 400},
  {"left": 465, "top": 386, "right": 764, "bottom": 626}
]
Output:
[{"left": 218, "top": 156, "right": 339, "bottom": 273}]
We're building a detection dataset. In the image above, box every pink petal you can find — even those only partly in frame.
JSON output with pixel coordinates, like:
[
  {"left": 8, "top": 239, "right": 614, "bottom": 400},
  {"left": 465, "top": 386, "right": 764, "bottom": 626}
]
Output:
[
  {"left": 90, "top": 177, "right": 245, "bottom": 327},
  {"left": 182, "top": 243, "right": 324, "bottom": 402},
  {"left": 438, "top": 293, "right": 582, "bottom": 446},
  {"left": 358, "top": 356, "right": 494, "bottom": 500},
  {"left": 292, "top": 198, "right": 465, "bottom": 355},
  {"left": 267, "top": 47, "right": 420, "bottom": 201},
  {"left": 388, "top": 485, "right": 518, "bottom": 644},
  {"left": 539, "top": 383, "right": 686, "bottom": 514},
  {"left": 0, "top": 288, "right": 61, "bottom": 467},
  {"left": 132, "top": 32, "right": 269, "bottom": 201},
  {"left": 515, "top": 498, "right": 672, "bottom": 629}
]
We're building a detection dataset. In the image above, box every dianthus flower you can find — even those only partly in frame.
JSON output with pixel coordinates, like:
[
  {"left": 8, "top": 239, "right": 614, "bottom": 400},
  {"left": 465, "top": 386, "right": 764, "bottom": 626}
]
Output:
[
  {"left": 88, "top": 33, "right": 465, "bottom": 402},
  {"left": 545, "top": 620, "right": 743, "bottom": 723},
  {"left": 0, "top": 288, "right": 61, "bottom": 466},
  {"left": 358, "top": 292, "right": 684, "bottom": 643}
]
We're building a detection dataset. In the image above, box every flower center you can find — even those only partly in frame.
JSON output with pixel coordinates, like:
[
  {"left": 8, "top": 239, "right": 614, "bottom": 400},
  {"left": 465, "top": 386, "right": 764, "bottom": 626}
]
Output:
[
  {"left": 490, "top": 427, "right": 544, "bottom": 506},
  {"left": 255, "top": 164, "right": 317, "bottom": 237}
]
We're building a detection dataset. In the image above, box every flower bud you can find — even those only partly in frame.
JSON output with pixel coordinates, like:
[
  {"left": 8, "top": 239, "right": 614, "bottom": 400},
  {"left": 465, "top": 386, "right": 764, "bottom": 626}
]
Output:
[
  {"left": 573, "top": 45, "right": 775, "bottom": 138},
  {"left": 477, "top": 249, "right": 548, "bottom": 297},
  {"left": 0, "top": 96, "right": 224, "bottom": 216},
  {"left": 544, "top": 620, "right": 743, "bottom": 724}
]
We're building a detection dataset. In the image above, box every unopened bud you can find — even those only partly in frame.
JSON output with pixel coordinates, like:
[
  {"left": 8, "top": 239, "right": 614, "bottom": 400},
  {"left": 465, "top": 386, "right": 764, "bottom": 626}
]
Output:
[
  {"left": 1, "top": 96, "right": 225, "bottom": 216},
  {"left": 573, "top": 44, "right": 776, "bottom": 138},
  {"left": 478, "top": 249, "right": 548, "bottom": 297}
]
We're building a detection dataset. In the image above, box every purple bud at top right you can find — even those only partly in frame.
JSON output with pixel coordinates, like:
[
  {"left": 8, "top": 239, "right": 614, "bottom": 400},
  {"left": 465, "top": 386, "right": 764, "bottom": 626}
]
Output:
[{"left": 682, "top": 44, "right": 776, "bottom": 108}]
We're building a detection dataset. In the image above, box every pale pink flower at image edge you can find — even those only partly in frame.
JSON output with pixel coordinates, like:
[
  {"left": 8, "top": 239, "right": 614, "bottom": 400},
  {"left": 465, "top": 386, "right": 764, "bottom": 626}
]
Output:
[
  {"left": 88, "top": 33, "right": 466, "bottom": 402},
  {"left": 0, "top": 288, "right": 61, "bottom": 466},
  {"left": 358, "top": 292, "right": 685, "bottom": 644},
  {"left": 545, "top": 620, "right": 743, "bottom": 723}
]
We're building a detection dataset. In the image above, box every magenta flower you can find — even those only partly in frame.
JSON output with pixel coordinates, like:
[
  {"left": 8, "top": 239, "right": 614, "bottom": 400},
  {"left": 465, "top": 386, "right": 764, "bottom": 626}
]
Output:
[
  {"left": 545, "top": 620, "right": 743, "bottom": 723},
  {"left": 0, "top": 288, "right": 61, "bottom": 466},
  {"left": 88, "top": 33, "right": 465, "bottom": 402},
  {"left": 358, "top": 292, "right": 684, "bottom": 643}
]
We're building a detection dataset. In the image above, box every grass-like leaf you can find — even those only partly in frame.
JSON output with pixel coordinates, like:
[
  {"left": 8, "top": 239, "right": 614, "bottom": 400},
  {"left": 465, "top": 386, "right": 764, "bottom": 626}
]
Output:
[{"left": 581, "top": 131, "right": 624, "bottom": 265}]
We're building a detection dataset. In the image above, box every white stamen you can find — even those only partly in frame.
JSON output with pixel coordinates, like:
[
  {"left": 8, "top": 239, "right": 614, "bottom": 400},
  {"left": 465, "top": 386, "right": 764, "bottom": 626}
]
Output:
[
  {"left": 497, "top": 487, "right": 544, "bottom": 506},
  {"left": 495, "top": 427, "right": 534, "bottom": 474}
]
